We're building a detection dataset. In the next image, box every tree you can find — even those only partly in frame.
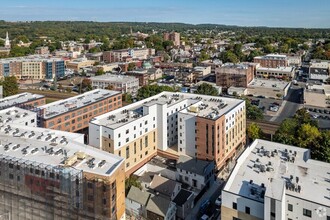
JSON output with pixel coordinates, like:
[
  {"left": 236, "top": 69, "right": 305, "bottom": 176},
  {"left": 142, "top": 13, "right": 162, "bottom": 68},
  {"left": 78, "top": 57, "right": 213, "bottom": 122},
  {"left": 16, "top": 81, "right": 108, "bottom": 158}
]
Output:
[
  {"left": 245, "top": 99, "right": 264, "bottom": 120},
  {"left": 137, "top": 85, "right": 175, "bottom": 100},
  {"left": 122, "top": 93, "right": 133, "bottom": 103},
  {"left": 95, "top": 69, "right": 105, "bottom": 76},
  {"left": 81, "top": 78, "right": 92, "bottom": 92},
  {"left": 194, "top": 83, "right": 218, "bottom": 96},
  {"left": 247, "top": 123, "right": 262, "bottom": 141},
  {"left": 0, "top": 76, "right": 19, "bottom": 97},
  {"left": 105, "top": 84, "right": 115, "bottom": 90},
  {"left": 125, "top": 176, "right": 142, "bottom": 195},
  {"left": 128, "top": 63, "right": 136, "bottom": 71},
  {"left": 274, "top": 118, "right": 298, "bottom": 145},
  {"left": 296, "top": 123, "right": 321, "bottom": 148}
]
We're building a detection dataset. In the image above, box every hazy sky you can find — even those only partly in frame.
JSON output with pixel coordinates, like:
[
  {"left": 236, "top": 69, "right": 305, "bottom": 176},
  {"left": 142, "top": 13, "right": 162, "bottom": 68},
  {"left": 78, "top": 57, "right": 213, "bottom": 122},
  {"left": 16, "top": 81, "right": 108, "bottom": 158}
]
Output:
[{"left": 1, "top": 0, "right": 330, "bottom": 28}]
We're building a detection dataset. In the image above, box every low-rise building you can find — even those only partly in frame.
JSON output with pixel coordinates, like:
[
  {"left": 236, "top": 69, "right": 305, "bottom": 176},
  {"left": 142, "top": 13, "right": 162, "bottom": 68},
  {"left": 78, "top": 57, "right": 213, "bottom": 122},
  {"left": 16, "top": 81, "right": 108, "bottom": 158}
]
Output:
[
  {"left": 35, "top": 46, "right": 49, "bottom": 55},
  {"left": 309, "top": 59, "right": 330, "bottom": 82},
  {"left": 176, "top": 155, "right": 215, "bottom": 191},
  {"left": 0, "top": 92, "right": 45, "bottom": 110},
  {"left": 247, "top": 79, "right": 291, "bottom": 99},
  {"left": 256, "top": 66, "right": 295, "bottom": 79},
  {"left": 303, "top": 84, "right": 330, "bottom": 108},
  {"left": 216, "top": 63, "right": 256, "bottom": 89},
  {"left": 126, "top": 186, "right": 151, "bottom": 219},
  {"left": 0, "top": 123, "right": 125, "bottom": 220},
  {"left": 126, "top": 70, "right": 149, "bottom": 86},
  {"left": 66, "top": 58, "right": 95, "bottom": 72},
  {"left": 287, "top": 54, "right": 302, "bottom": 67},
  {"left": 149, "top": 175, "right": 181, "bottom": 201},
  {"left": 38, "top": 89, "right": 121, "bottom": 132},
  {"left": 91, "top": 74, "right": 139, "bottom": 94},
  {"left": 254, "top": 54, "right": 288, "bottom": 68},
  {"left": 0, "top": 107, "right": 37, "bottom": 127},
  {"left": 221, "top": 139, "right": 330, "bottom": 220},
  {"left": 173, "top": 189, "right": 195, "bottom": 220},
  {"left": 103, "top": 48, "right": 155, "bottom": 63},
  {"left": 146, "top": 196, "right": 177, "bottom": 220}
]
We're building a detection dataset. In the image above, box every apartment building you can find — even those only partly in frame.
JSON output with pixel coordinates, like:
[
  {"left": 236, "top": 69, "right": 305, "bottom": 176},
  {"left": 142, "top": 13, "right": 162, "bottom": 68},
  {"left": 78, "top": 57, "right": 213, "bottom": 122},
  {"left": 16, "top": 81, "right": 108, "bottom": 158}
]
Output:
[
  {"left": 216, "top": 63, "right": 256, "bottom": 89},
  {"left": 89, "top": 92, "right": 245, "bottom": 174},
  {"left": 254, "top": 54, "right": 288, "bottom": 68},
  {"left": 91, "top": 74, "right": 139, "bottom": 94},
  {"left": 163, "top": 32, "right": 181, "bottom": 46},
  {"left": 221, "top": 139, "right": 330, "bottom": 220},
  {"left": 0, "top": 107, "right": 37, "bottom": 127},
  {"left": 0, "top": 56, "right": 65, "bottom": 80},
  {"left": 38, "top": 89, "right": 122, "bottom": 132},
  {"left": 35, "top": 46, "right": 50, "bottom": 55},
  {"left": 0, "top": 124, "right": 125, "bottom": 220},
  {"left": 0, "top": 92, "right": 45, "bottom": 110},
  {"left": 103, "top": 48, "right": 155, "bottom": 63},
  {"left": 256, "top": 66, "right": 295, "bottom": 79},
  {"left": 66, "top": 58, "right": 96, "bottom": 72}
]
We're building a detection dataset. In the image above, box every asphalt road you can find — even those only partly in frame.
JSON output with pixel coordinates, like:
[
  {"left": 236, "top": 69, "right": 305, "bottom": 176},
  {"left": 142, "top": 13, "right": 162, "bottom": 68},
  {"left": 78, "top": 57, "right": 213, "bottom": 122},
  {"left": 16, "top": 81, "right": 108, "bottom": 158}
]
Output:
[{"left": 273, "top": 85, "right": 303, "bottom": 123}]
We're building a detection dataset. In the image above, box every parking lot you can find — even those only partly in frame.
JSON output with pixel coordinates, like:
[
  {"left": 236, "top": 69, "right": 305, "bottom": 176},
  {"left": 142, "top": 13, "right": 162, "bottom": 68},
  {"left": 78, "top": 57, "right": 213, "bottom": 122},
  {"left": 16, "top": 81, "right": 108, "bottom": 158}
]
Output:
[
  {"left": 305, "top": 106, "right": 330, "bottom": 129},
  {"left": 248, "top": 96, "right": 283, "bottom": 115}
]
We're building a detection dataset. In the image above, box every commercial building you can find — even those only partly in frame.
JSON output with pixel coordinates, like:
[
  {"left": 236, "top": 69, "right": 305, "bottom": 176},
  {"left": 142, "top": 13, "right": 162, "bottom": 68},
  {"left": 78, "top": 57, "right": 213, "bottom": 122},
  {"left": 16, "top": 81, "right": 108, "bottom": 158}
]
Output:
[
  {"left": 91, "top": 74, "right": 139, "bottom": 94},
  {"left": 103, "top": 48, "right": 155, "bottom": 63},
  {"left": 254, "top": 54, "right": 288, "bottom": 68},
  {"left": 287, "top": 54, "right": 302, "bottom": 67},
  {"left": 216, "top": 63, "right": 256, "bottom": 89},
  {"left": 125, "top": 71, "right": 149, "bottom": 86},
  {"left": 66, "top": 58, "right": 96, "bottom": 72},
  {"left": 303, "top": 84, "right": 330, "bottom": 108},
  {"left": 256, "top": 66, "right": 295, "bottom": 79},
  {"left": 0, "top": 92, "right": 45, "bottom": 110},
  {"left": 309, "top": 59, "right": 330, "bottom": 82},
  {"left": 35, "top": 46, "right": 50, "bottom": 55},
  {"left": 163, "top": 32, "right": 181, "bottom": 46},
  {"left": 247, "top": 79, "right": 291, "bottom": 99},
  {"left": 0, "top": 56, "right": 65, "bottom": 80},
  {"left": 89, "top": 92, "right": 246, "bottom": 173},
  {"left": 0, "top": 123, "right": 125, "bottom": 220},
  {"left": 38, "top": 89, "right": 122, "bottom": 132},
  {"left": 221, "top": 139, "right": 330, "bottom": 220}
]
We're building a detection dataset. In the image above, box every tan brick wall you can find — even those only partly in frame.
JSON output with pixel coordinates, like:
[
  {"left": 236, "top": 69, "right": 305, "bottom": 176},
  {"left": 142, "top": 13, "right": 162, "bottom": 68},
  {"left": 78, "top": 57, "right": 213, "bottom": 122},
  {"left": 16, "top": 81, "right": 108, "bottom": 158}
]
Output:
[{"left": 221, "top": 206, "right": 263, "bottom": 220}]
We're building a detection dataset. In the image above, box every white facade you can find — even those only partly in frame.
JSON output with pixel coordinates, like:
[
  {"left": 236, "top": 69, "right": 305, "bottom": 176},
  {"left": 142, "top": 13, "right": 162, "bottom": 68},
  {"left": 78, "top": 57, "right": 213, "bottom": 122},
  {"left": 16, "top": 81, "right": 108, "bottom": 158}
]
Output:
[
  {"left": 222, "top": 139, "right": 330, "bottom": 220},
  {"left": 91, "top": 74, "right": 139, "bottom": 94},
  {"left": 0, "top": 107, "right": 37, "bottom": 127}
]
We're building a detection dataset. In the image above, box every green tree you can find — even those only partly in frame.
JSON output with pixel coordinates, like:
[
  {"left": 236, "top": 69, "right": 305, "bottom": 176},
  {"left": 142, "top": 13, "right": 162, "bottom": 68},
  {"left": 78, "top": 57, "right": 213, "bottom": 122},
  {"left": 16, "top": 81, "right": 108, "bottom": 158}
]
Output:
[
  {"left": 247, "top": 123, "right": 263, "bottom": 141},
  {"left": 245, "top": 99, "right": 264, "bottom": 120},
  {"left": 296, "top": 123, "right": 321, "bottom": 148},
  {"left": 274, "top": 118, "right": 298, "bottom": 145},
  {"left": 194, "top": 83, "right": 218, "bottom": 96},
  {"left": 0, "top": 76, "right": 19, "bottom": 97},
  {"left": 137, "top": 85, "right": 175, "bottom": 100},
  {"left": 95, "top": 69, "right": 105, "bottom": 76},
  {"left": 128, "top": 63, "right": 136, "bottom": 71},
  {"left": 125, "top": 176, "right": 142, "bottom": 195},
  {"left": 122, "top": 93, "right": 133, "bottom": 103}
]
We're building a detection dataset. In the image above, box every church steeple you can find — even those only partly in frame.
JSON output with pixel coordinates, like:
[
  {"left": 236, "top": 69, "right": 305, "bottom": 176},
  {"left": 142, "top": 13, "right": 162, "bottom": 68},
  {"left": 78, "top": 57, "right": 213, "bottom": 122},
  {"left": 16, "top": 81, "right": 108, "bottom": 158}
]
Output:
[{"left": 4, "top": 32, "right": 10, "bottom": 49}]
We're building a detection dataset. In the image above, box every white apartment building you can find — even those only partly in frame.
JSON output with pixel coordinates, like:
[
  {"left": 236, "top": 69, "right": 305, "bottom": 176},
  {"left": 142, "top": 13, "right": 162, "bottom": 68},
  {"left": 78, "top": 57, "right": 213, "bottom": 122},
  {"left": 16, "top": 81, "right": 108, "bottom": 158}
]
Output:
[
  {"left": 222, "top": 139, "right": 330, "bottom": 220},
  {"left": 0, "top": 107, "right": 37, "bottom": 127},
  {"left": 89, "top": 92, "right": 245, "bottom": 174},
  {"left": 91, "top": 74, "right": 139, "bottom": 94},
  {"left": 309, "top": 59, "right": 330, "bottom": 82}
]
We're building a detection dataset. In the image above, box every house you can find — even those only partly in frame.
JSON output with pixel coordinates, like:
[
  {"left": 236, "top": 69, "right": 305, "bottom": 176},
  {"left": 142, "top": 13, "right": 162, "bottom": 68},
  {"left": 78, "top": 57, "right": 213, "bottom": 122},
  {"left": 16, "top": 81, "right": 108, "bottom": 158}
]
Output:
[
  {"left": 149, "top": 175, "right": 181, "bottom": 201},
  {"left": 147, "top": 68, "right": 163, "bottom": 81},
  {"left": 146, "top": 195, "right": 177, "bottom": 220},
  {"left": 139, "top": 171, "right": 157, "bottom": 190},
  {"left": 176, "top": 155, "right": 215, "bottom": 191},
  {"left": 173, "top": 189, "right": 195, "bottom": 220},
  {"left": 126, "top": 186, "right": 151, "bottom": 218}
]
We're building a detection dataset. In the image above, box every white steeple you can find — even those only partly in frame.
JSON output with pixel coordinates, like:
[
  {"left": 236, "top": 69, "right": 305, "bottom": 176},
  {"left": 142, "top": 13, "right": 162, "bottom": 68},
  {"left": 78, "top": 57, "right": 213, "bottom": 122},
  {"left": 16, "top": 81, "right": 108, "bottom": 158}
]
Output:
[{"left": 4, "top": 32, "right": 10, "bottom": 49}]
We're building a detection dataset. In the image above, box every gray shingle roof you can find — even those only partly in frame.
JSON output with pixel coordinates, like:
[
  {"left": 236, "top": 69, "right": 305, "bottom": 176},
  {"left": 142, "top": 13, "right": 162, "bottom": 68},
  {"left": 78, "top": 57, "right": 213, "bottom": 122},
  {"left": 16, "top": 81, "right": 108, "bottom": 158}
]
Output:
[
  {"left": 127, "top": 186, "right": 151, "bottom": 206},
  {"left": 146, "top": 195, "right": 171, "bottom": 217},
  {"left": 176, "top": 155, "right": 214, "bottom": 176}
]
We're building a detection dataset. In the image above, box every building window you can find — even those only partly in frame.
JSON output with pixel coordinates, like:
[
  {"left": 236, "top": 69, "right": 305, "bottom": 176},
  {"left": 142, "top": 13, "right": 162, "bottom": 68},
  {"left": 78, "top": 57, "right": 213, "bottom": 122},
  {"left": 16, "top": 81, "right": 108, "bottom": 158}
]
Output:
[
  {"left": 288, "top": 204, "right": 293, "bottom": 212},
  {"left": 245, "top": 206, "right": 250, "bottom": 214},
  {"left": 232, "top": 202, "right": 237, "bottom": 210},
  {"left": 303, "top": 209, "right": 312, "bottom": 217},
  {"left": 126, "top": 147, "right": 130, "bottom": 158}
]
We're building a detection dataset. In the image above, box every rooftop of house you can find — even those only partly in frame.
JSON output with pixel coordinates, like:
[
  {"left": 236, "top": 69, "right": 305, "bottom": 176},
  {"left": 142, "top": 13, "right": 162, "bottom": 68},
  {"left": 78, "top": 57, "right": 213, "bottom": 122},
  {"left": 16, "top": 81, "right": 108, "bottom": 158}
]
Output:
[
  {"left": 146, "top": 195, "right": 172, "bottom": 217},
  {"left": 126, "top": 186, "right": 151, "bottom": 206},
  {"left": 248, "top": 79, "right": 290, "bottom": 90},
  {"left": 90, "top": 74, "right": 138, "bottom": 83},
  {"left": 255, "top": 54, "right": 287, "bottom": 60},
  {"left": 0, "top": 123, "right": 124, "bottom": 176},
  {"left": 91, "top": 92, "right": 244, "bottom": 130},
  {"left": 173, "top": 189, "right": 194, "bottom": 206},
  {"left": 0, "top": 92, "right": 44, "bottom": 110},
  {"left": 39, "top": 89, "right": 120, "bottom": 119},
  {"left": 0, "top": 107, "right": 36, "bottom": 124},
  {"left": 224, "top": 139, "right": 330, "bottom": 205},
  {"left": 149, "top": 175, "right": 180, "bottom": 198},
  {"left": 176, "top": 155, "right": 214, "bottom": 176}
]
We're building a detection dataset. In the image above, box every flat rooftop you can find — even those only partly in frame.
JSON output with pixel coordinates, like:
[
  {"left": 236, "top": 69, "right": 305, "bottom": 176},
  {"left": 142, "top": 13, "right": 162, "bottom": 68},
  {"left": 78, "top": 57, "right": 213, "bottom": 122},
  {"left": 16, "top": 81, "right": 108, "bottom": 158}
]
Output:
[
  {"left": 255, "top": 54, "right": 287, "bottom": 59},
  {"left": 0, "top": 107, "right": 35, "bottom": 124},
  {"left": 256, "top": 66, "right": 295, "bottom": 72},
  {"left": 0, "top": 124, "right": 123, "bottom": 176},
  {"left": 91, "top": 74, "right": 138, "bottom": 83},
  {"left": 221, "top": 63, "right": 250, "bottom": 70},
  {"left": 0, "top": 55, "right": 63, "bottom": 63},
  {"left": 224, "top": 139, "right": 330, "bottom": 206},
  {"left": 92, "top": 92, "right": 244, "bottom": 129},
  {"left": 248, "top": 79, "right": 290, "bottom": 90},
  {"left": 0, "top": 92, "right": 44, "bottom": 110},
  {"left": 39, "top": 89, "right": 120, "bottom": 119}
]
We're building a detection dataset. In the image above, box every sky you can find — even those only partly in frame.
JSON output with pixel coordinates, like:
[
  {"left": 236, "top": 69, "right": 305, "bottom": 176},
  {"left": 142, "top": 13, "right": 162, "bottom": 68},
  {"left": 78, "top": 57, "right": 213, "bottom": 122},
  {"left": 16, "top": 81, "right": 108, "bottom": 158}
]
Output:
[{"left": 1, "top": 0, "right": 330, "bottom": 28}]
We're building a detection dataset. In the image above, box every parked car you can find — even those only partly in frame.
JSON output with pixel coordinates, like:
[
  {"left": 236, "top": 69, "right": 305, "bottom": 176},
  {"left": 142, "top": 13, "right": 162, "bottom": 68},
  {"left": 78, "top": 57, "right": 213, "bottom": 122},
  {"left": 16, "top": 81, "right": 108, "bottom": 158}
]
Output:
[{"left": 215, "top": 195, "right": 222, "bottom": 206}]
